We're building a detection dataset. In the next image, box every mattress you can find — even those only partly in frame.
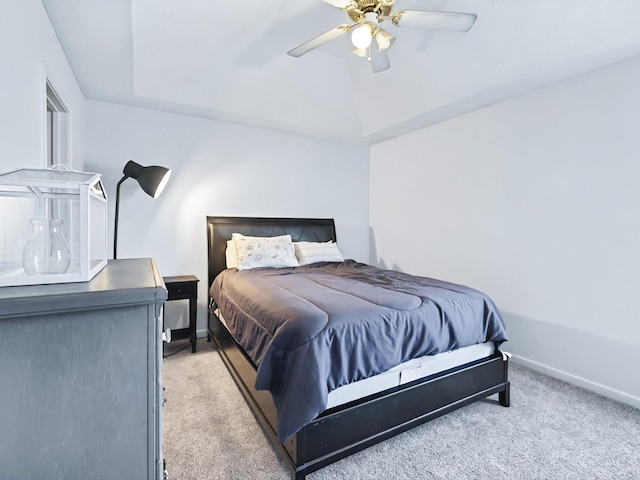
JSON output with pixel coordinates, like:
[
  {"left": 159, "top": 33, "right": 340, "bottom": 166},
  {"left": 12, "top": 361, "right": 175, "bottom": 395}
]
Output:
[
  {"left": 327, "top": 341, "right": 495, "bottom": 408},
  {"left": 216, "top": 309, "right": 494, "bottom": 409}
]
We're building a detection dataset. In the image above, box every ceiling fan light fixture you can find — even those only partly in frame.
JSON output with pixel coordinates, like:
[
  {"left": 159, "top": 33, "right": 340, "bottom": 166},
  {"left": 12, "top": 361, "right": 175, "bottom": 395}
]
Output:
[{"left": 351, "top": 11, "right": 379, "bottom": 49}]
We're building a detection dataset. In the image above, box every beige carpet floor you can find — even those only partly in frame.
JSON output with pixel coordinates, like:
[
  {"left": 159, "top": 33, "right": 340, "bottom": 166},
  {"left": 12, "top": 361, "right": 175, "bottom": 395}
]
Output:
[{"left": 162, "top": 338, "right": 640, "bottom": 480}]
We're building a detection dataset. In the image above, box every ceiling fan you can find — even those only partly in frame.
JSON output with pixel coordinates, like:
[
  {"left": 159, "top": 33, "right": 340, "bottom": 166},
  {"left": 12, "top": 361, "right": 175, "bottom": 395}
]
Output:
[{"left": 287, "top": 0, "right": 477, "bottom": 73}]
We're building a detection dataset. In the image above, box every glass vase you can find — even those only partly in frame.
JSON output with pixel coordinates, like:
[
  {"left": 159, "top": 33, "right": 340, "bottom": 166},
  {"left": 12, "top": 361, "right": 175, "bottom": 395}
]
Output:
[{"left": 21, "top": 219, "right": 71, "bottom": 275}]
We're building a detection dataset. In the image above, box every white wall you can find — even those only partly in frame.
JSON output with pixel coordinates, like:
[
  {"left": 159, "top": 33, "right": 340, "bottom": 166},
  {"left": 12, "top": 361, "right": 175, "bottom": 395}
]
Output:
[
  {"left": 0, "top": 0, "right": 85, "bottom": 172},
  {"left": 370, "top": 55, "right": 640, "bottom": 408},
  {"left": 0, "top": 0, "right": 85, "bottom": 267},
  {"left": 85, "top": 100, "right": 369, "bottom": 335}
]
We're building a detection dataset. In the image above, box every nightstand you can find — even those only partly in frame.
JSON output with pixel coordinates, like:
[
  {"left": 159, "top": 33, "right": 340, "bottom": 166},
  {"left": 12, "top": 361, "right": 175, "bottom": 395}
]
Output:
[{"left": 163, "top": 275, "right": 199, "bottom": 353}]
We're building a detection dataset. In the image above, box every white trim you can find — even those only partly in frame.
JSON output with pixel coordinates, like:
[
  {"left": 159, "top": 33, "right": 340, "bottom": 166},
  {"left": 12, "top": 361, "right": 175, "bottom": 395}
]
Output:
[
  {"left": 511, "top": 353, "right": 640, "bottom": 410},
  {"left": 40, "top": 61, "right": 47, "bottom": 168},
  {"left": 41, "top": 61, "right": 73, "bottom": 168}
]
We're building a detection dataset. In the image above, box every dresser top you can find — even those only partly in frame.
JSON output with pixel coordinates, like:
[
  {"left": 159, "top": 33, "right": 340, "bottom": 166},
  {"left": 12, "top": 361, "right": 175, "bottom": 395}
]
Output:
[{"left": 0, "top": 258, "right": 167, "bottom": 318}]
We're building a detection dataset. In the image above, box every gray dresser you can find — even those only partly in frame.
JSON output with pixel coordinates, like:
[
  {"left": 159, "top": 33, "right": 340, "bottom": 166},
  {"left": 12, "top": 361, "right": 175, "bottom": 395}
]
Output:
[{"left": 0, "top": 258, "right": 167, "bottom": 480}]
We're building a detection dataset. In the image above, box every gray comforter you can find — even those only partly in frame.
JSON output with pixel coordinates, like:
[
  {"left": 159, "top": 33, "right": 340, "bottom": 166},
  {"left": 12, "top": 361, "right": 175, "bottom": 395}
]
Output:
[{"left": 210, "top": 260, "right": 507, "bottom": 441}]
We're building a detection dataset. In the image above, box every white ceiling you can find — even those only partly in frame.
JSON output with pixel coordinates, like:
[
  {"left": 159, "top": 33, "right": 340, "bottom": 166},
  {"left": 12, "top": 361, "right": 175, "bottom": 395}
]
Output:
[{"left": 42, "top": 0, "right": 640, "bottom": 145}]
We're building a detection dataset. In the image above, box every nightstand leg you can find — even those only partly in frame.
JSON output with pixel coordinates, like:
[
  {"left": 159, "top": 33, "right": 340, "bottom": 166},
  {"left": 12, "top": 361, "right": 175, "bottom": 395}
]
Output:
[{"left": 190, "top": 297, "right": 197, "bottom": 353}]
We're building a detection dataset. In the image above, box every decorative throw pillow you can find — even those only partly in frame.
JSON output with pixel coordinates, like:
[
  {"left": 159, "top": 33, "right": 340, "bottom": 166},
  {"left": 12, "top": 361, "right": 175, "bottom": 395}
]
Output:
[
  {"left": 293, "top": 241, "right": 344, "bottom": 266},
  {"left": 225, "top": 240, "right": 238, "bottom": 269},
  {"left": 232, "top": 233, "right": 300, "bottom": 270}
]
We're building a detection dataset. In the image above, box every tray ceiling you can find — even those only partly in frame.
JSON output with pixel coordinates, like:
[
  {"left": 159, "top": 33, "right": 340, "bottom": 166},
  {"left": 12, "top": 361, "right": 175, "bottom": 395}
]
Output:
[{"left": 42, "top": 0, "right": 640, "bottom": 145}]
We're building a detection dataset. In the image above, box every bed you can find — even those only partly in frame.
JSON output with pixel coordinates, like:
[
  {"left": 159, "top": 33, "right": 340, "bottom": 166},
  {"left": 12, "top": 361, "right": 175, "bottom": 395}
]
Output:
[{"left": 206, "top": 216, "right": 510, "bottom": 480}]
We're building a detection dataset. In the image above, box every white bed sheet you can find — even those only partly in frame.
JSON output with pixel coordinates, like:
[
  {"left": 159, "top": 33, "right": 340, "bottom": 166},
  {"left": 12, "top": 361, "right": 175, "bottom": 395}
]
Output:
[{"left": 327, "top": 341, "right": 495, "bottom": 408}]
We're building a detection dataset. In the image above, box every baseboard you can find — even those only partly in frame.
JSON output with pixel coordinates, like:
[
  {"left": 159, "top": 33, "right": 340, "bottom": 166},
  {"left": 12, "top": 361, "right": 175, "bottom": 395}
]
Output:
[
  {"left": 196, "top": 328, "right": 208, "bottom": 339},
  {"left": 511, "top": 354, "right": 640, "bottom": 410}
]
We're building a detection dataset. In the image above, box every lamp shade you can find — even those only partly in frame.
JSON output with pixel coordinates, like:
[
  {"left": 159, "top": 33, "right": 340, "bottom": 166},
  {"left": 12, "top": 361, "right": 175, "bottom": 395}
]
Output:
[
  {"left": 122, "top": 160, "right": 172, "bottom": 198},
  {"left": 113, "top": 160, "right": 172, "bottom": 259}
]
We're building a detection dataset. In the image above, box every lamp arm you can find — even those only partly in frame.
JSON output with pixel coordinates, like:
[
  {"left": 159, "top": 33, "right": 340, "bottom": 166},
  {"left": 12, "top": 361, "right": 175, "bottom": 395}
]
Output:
[{"left": 113, "top": 174, "right": 129, "bottom": 259}]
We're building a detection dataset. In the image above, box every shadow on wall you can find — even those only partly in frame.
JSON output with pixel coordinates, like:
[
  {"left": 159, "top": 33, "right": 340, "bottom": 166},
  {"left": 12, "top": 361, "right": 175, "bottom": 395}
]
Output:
[{"left": 368, "top": 226, "right": 403, "bottom": 272}]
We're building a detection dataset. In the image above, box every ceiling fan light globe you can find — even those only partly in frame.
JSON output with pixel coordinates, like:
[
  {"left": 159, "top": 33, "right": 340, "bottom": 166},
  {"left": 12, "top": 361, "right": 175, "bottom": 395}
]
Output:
[
  {"left": 351, "top": 24, "right": 373, "bottom": 49},
  {"left": 374, "top": 29, "right": 394, "bottom": 50},
  {"left": 352, "top": 47, "right": 368, "bottom": 58}
]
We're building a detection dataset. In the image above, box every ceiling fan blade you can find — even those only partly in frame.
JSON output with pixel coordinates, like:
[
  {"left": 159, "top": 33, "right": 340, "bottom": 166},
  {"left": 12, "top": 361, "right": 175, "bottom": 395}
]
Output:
[
  {"left": 392, "top": 11, "right": 477, "bottom": 32},
  {"left": 322, "top": 0, "right": 358, "bottom": 10},
  {"left": 287, "top": 24, "right": 352, "bottom": 57},
  {"left": 370, "top": 41, "right": 390, "bottom": 73}
]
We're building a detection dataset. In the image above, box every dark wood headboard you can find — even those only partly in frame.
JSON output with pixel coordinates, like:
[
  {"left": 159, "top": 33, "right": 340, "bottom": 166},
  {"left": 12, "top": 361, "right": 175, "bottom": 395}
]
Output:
[{"left": 206, "top": 216, "right": 337, "bottom": 289}]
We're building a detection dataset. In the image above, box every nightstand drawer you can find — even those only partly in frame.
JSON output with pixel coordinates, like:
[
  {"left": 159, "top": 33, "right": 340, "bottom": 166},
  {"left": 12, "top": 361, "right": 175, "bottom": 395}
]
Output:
[
  {"left": 166, "top": 282, "right": 197, "bottom": 299},
  {"left": 164, "top": 275, "right": 199, "bottom": 300}
]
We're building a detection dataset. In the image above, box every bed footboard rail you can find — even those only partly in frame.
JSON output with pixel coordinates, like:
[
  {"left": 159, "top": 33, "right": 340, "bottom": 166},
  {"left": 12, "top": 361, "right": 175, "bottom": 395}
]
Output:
[{"left": 290, "top": 352, "right": 510, "bottom": 478}]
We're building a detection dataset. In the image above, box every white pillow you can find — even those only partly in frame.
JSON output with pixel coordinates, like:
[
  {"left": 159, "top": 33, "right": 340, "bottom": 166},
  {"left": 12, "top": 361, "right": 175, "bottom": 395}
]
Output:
[
  {"left": 232, "top": 233, "right": 300, "bottom": 271},
  {"left": 225, "top": 240, "right": 238, "bottom": 269},
  {"left": 293, "top": 241, "right": 344, "bottom": 266}
]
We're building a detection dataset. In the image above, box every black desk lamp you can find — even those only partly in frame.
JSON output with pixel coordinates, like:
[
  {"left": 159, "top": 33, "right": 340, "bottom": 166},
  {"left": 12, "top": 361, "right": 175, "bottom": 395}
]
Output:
[{"left": 114, "top": 160, "right": 171, "bottom": 259}]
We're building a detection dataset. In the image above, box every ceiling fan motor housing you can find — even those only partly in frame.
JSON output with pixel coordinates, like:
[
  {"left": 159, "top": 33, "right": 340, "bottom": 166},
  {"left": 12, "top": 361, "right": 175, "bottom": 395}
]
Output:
[{"left": 348, "top": 0, "right": 393, "bottom": 23}]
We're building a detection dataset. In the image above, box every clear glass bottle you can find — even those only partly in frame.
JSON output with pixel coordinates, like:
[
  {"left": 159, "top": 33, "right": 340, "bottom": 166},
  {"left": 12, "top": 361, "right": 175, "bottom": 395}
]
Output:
[{"left": 21, "top": 219, "right": 71, "bottom": 275}]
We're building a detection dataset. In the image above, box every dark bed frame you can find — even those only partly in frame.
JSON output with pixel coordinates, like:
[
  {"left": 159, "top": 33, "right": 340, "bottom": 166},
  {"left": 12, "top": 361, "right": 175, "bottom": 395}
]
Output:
[{"left": 206, "top": 216, "right": 510, "bottom": 480}]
